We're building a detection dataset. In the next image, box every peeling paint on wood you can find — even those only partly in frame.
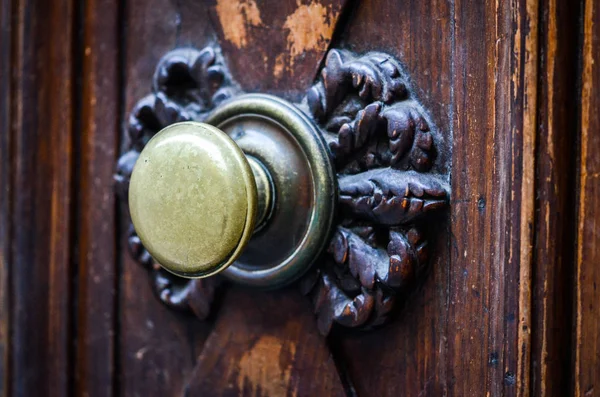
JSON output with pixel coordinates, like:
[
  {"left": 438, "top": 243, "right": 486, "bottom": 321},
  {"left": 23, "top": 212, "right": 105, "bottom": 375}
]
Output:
[
  {"left": 282, "top": 2, "right": 336, "bottom": 68},
  {"left": 182, "top": 288, "right": 345, "bottom": 396},
  {"left": 210, "top": 0, "right": 348, "bottom": 99},
  {"left": 236, "top": 335, "right": 297, "bottom": 396},
  {"left": 215, "top": 0, "right": 263, "bottom": 48}
]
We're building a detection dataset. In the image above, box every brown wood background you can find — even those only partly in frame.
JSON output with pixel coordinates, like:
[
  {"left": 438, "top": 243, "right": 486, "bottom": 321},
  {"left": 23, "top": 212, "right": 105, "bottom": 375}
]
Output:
[
  {"left": 0, "top": 0, "right": 596, "bottom": 396},
  {"left": 575, "top": 0, "right": 600, "bottom": 395}
]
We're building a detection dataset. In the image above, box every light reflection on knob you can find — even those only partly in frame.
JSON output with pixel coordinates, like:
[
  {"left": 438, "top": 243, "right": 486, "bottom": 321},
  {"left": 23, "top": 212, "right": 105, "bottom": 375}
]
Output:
[{"left": 128, "top": 121, "right": 272, "bottom": 278}]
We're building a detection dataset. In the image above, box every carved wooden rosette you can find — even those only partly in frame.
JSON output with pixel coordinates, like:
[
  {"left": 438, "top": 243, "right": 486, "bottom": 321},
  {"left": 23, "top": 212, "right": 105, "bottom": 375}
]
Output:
[
  {"left": 300, "top": 50, "right": 449, "bottom": 334},
  {"left": 115, "top": 46, "right": 449, "bottom": 334}
]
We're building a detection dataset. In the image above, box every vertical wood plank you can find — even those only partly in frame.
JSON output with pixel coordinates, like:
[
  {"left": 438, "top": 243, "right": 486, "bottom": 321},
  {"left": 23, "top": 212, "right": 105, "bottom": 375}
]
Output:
[
  {"left": 331, "top": 0, "right": 540, "bottom": 395},
  {"left": 449, "top": 0, "right": 538, "bottom": 395},
  {"left": 46, "top": 1, "right": 76, "bottom": 394},
  {"left": 330, "top": 1, "right": 452, "bottom": 395},
  {"left": 119, "top": 1, "right": 215, "bottom": 395},
  {"left": 531, "top": 0, "right": 580, "bottom": 395},
  {"left": 9, "top": 0, "right": 74, "bottom": 395},
  {"left": 75, "top": 0, "right": 120, "bottom": 395},
  {"left": 574, "top": 0, "right": 600, "bottom": 394},
  {"left": 0, "top": 0, "right": 12, "bottom": 395}
]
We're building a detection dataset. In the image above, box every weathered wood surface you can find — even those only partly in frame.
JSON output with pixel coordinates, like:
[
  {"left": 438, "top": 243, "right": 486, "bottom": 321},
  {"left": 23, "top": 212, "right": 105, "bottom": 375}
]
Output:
[
  {"left": 184, "top": 287, "right": 346, "bottom": 396},
  {"left": 328, "top": 1, "right": 453, "bottom": 395},
  {"left": 118, "top": 1, "right": 354, "bottom": 395},
  {"left": 1, "top": 0, "right": 596, "bottom": 396},
  {"left": 208, "top": 0, "right": 349, "bottom": 101},
  {"left": 532, "top": 0, "right": 580, "bottom": 395},
  {"left": 574, "top": 0, "right": 600, "bottom": 395},
  {"left": 0, "top": 0, "right": 12, "bottom": 395},
  {"left": 75, "top": 0, "right": 120, "bottom": 395},
  {"left": 1, "top": 0, "right": 75, "bottom": 395},
  {"left": 329, "top": 1, "right": 541, "bottom": 396}
]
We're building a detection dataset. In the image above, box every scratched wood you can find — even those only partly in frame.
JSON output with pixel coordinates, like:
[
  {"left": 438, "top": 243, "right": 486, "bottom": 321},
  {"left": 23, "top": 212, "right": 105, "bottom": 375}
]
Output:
[
  {"left": 119, "top": 1, "right": 216, "bottom": 395},
  {"left": 2, "top": 0, "right": 75, "bottom": 395},
  {"left": 208, "top": 0, "right": 349, "bottom": 101},
  {"left": 574, "top": 0, "right": 600, "bottom": 395},
  {"left": 183, "top": 287, "right": 346, "bottom": 396},
  {"left": 75, "top": 0, "right": 120, "bottom": 395},
  {"left": 531, "top": 0, "right": 580, "bottom": 395},
  {"left": 332, "top": 0, "right": 541, "bottom": 395}
]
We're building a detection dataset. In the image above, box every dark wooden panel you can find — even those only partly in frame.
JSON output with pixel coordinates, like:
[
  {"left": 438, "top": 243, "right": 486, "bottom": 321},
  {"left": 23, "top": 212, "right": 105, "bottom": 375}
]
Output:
[
  {"left": 0, "top": 0, "right": 12, "bottom": 395},
  {"left": 8, "top": 0, "right": 75, "bottom": 395},
  {"left": 333, "top": 0, "right": 540, "bottom": 395},
  {"left": 531, "top": 0, "right": 579, "bottom": 395},
  {"left": 437, "top": 0, "right": 538, "bottom": 394},
  {"left": 208, "top": 0, "right": 349, "bottom": 101},
  {"left": 184, "top": 287, "right": 346, "bottom": 396},
  {"left": 330, "top": 1, "right": 452, "bottom": 395},
  {"left": 119, "top": 1, "right": 216, "bottom": 395},
  {"left": 45, "top": 1, "right": 76, "bottom": 394},
  {"left": 75, "top": 0, "right": 120, "bottom": 395},
  {"left": 574, "top": 0, "right": 600, "bottom": 394}
]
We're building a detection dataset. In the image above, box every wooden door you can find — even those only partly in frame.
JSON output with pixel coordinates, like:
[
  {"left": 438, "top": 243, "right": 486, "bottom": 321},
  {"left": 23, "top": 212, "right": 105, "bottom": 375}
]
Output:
[{"left": 1, "top": 0, "right": 598, "bottom": 396}]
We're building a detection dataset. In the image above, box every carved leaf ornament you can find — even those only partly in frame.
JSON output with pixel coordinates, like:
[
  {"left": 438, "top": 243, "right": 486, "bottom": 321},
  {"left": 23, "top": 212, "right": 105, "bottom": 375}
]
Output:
[{"left": 115, "top": 46, "right": 449, "bottom": 335}]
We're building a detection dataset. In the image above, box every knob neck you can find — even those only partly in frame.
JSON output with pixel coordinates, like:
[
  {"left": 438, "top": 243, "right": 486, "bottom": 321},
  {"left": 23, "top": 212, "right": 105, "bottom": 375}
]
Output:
[{"left": 247, "top": 157, "right": 274, "bottom": 231}]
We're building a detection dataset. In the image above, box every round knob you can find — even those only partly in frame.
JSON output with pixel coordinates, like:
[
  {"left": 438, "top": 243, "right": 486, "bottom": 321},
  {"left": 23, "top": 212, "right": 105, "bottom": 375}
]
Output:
[
  {"left": 128, "top": 121, "right": 269, "bottom": 278},
  {"left": 127, "top": 94, "right": 336, "bottom": 287}
]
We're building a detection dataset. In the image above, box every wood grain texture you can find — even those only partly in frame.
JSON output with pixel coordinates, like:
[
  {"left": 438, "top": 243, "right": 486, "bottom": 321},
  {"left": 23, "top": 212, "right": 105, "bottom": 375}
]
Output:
[
  {"left": 531, "top": 0, "right": 579, "bottom": 395},
  {"left": 208, "top": 0, "right": 349, "bottom": 101},
  {"left": 444, "top": 0, "right": 539, "bottom": 394},
  {"left": 183, "top": 287, "right": 346, "bottom": 397},
  {"left": 46, "top": 1, "right": 75, "bottom": 394},
  {"left": 0, "top": 0, "right": 11, "bottom": 395},
  {"left": 574, "top": 0, "right": 600, "bottom": 394},
  {"left": 332, "top": 0, "right": 540, "bottom": 395},
  {"left": 2, "top": 0, "right": 595, "bottom": 395},
  {"left": 7, "top": 0, "right": 74, "bottom": 395},
  {"left": 330, "top": 1, "right": 452, "bottom": 395},
  {"left": 119, "top": 1, "right": 215, "bottom": 395},
  {"left": 75, "top": 0, "right": 120, "bottom": 395}
]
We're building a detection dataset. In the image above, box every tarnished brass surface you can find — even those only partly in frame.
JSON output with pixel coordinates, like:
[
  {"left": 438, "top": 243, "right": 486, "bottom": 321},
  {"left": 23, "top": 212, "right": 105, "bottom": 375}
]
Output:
[
  {"left": 247, "top": 156, "right": 274, "bottom": 231},
  {"left": 206, "top": 94, "right": 336, "bottom": 288},
  {"left": 116, "top": 46, "right": 450, "bottom": 331},
  {"left": 127, "top": 95, "right": 336, "bottom": 287},
  {"left": 128, "top": 122, "right": 259, "bottom": 278}
]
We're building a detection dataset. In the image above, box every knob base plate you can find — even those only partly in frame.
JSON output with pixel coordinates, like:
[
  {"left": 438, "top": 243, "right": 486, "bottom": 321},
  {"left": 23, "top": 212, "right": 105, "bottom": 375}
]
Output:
[{"left": 206, "top": 94, "right": 336, "bottom": 288}]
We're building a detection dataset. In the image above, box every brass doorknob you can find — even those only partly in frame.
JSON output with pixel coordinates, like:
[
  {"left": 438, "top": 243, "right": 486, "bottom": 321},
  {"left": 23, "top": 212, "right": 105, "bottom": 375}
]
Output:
[
  {"left": 117, "top": 47, "right": 451, "bottom": 333},
  {"left": 127, "top": 94, "right": 336, "bottom": 286},
  {"left": 129, "top": 122, "right": 273, "bottom": 278}
]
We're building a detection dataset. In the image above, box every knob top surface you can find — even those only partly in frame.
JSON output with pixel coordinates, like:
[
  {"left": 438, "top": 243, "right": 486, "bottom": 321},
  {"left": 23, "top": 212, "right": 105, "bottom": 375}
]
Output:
[{"left": 129, "top": 121, "right": 258, "bottom": 278}]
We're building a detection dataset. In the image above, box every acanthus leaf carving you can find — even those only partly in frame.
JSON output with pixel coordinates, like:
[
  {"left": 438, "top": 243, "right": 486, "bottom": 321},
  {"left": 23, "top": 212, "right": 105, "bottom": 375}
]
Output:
[
  {"left": 338, "top": 169, "right": 448, "bottom": 225},
  {"left": 301, "top": 49, "right": 449, "bottom": 334},
  {"left": 115, "top": 46, "right": 449, "bottom": 335}
]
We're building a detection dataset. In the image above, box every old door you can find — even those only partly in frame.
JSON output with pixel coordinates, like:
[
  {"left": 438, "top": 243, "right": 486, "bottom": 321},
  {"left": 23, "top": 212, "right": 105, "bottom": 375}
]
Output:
[{"left": 1, "top": 0, "right": 598, "bottom": 396}]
